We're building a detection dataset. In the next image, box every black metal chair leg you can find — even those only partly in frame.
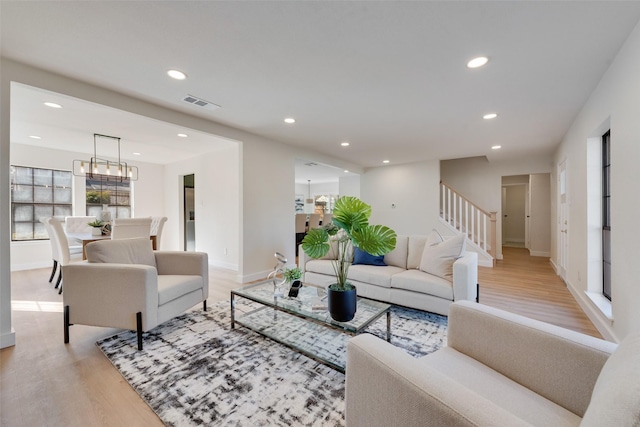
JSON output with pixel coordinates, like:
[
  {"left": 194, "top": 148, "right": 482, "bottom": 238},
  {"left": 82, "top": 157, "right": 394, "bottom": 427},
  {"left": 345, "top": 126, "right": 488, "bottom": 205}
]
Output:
[
  {"left": 136, "top": 312, "right": 143, "bottom": 350},
  {"left": 64, "top": 305, "right": 70, "bottom": 344},
  {"left": 476, "top": 283, "right": 480, "bottom": 303},
  {"left": 55, "top": 270, "right": 62, "bottom": 289},
  {"left": 203, "top": 300, "right": 207, "bottom": 311},
  {"left": 49, "top": 260, "right": 58, "bottom": 283}
]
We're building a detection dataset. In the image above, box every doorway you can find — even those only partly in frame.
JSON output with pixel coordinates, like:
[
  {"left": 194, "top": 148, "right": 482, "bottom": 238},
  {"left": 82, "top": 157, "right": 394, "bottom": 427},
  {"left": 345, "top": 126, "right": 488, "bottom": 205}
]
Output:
[
  {"left": 501, "top": 181, "right": 528, "bottom": 249},
  {"left": 183, "top": 174, "right": 195, "bottom": 251}
]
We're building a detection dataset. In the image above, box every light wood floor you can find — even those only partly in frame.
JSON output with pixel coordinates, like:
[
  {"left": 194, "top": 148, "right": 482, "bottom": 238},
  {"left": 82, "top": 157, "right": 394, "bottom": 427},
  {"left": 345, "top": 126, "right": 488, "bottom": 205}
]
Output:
[{"left": 0, "top": 247, "right": 600, "bottom": 426}]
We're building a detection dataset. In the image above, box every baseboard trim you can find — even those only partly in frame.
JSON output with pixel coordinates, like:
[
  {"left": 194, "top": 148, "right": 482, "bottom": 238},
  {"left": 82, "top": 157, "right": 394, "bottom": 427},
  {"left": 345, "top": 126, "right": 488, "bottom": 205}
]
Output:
[
  {"left": 11, "top": 261, "right": 51, "bottom": 272},
  {"left": 565, "top": 279, "right": 618, "bottom": 342},
  {"left": 529, "top": 250, "right": 550, "bottom": 257},
  {"left": 208, "top": 260, "right": 238, "bottom": 271},
  {"left": 0, "top": 329, "right": 16, "bottom": 349}
]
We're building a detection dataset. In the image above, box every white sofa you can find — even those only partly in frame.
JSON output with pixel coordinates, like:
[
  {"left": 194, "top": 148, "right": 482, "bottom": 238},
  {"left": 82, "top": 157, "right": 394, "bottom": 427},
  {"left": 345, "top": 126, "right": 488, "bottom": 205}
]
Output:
[
  {"left": 346, "top": 301, "right": 640, "bottom": 427},
  {"left": 62, "top": 238, "right": 208, "bottom": 350},
  {"left": 299, "top": 234, "right": 478, "bottom": 315}
]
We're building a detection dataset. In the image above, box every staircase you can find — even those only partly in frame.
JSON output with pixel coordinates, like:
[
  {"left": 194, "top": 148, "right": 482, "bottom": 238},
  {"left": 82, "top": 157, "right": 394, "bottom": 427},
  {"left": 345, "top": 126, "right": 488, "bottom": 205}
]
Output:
[{"left": 440, "top": 181, "right": 497, "bottom": 266}]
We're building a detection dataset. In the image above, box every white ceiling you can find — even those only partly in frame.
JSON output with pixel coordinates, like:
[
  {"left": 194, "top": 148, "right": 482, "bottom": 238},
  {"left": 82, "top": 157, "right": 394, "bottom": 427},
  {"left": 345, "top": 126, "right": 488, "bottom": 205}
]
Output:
[{"left": 3, "top": 2, "right": 640, "bottom": 175}]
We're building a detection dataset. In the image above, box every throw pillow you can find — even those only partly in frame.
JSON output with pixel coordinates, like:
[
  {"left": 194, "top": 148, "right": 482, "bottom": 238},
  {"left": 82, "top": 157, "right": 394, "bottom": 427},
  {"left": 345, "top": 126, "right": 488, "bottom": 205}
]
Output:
[
  {"left": 425, "top": 229, "right": 444, "bottom": 247},
  {"left": 86, "top": 237, "right": 157, "bottom": 268},
  {"left": 353, "top": 247, "right": 387, "bottom": 266},
  {"left": 419, "top": 234, "right": 466, "bottom": 281}
]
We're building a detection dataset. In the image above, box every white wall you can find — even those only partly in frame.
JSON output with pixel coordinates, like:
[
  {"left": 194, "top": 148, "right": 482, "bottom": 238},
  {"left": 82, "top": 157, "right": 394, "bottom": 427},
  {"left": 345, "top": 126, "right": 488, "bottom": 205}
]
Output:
[
  {"left": 163, "top": 145, "right": 240, "bottom": 269},
  {"left": 361, "top": 160, "right": 441, "bottom": 236},
  {"left": 552, "top": 20, "right": 640, "bottom": 341},
  {"left": 529, "top": 173, "right": 551, "bottom": 257},
  {"left": 441, "top": 154, "right": 553, "bottom": 259}
]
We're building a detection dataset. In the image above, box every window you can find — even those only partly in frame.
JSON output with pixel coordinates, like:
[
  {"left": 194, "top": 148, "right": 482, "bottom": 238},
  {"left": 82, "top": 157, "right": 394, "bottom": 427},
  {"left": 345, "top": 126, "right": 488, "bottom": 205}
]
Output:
[
  {"left": 86, "top": 174, "right": 131, "bottom": 219},
  {"left": 10, "top": 166, "right": 73, "bottom": 241},
  {"left": 602, "top": 131, "right": 611, "bottom": 301}
]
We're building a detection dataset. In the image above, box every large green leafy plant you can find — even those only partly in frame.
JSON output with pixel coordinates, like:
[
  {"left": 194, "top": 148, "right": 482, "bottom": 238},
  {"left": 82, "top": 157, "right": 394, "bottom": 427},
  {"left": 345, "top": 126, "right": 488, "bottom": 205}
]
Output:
[{"left": 301, "top": 196, "right": 397, "bottom": 291}]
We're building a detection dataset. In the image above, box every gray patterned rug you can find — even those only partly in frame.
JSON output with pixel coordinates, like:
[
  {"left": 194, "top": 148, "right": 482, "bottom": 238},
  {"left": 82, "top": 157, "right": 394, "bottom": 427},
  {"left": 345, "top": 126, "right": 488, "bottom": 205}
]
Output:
[{"left": 97, "top": 300, "right": 447, "bottom": 426}]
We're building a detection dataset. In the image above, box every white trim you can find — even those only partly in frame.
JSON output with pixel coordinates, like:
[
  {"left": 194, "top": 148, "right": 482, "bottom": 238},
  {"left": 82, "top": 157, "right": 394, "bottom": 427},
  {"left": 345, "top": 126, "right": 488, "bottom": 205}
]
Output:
[
  {"left": 208, "top": 259, "right": 238, "bottom": 271},
  {"left": 0, "top": 329, "right": 16, "bottom": 349},
  {"left": 11, "top": 261, "right": 52, "bottom": 272},
  {"left": 565, "top": 278, "right": 618, "bottom": 342},
  {"left": 585, "top": 291, "right": 613, "bottom": 321},
  {"left": 529, "top": 250, "right": 551, "bottom": 257}
]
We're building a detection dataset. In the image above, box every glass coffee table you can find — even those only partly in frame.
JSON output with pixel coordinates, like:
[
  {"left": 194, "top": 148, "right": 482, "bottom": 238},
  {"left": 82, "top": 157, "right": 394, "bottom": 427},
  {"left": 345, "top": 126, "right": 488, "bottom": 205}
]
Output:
[{"left": 231, "top": 278, "right": 391, "bottom": 373}]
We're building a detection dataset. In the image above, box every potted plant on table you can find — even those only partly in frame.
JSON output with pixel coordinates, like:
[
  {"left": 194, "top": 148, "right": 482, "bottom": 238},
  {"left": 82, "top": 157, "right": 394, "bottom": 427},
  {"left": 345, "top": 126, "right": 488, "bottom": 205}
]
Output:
[
  {"left": 88, "top": 219, "right": 104, "bottom": 236},
  {"left": 301, "top": 196, "right": 396, "bottom": 322}
]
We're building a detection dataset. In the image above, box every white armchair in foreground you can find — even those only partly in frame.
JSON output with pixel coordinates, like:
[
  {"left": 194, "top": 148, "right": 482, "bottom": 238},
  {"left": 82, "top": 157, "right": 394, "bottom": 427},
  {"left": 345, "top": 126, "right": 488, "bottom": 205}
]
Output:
[{"left": 62, "top": 238, "right": 208, "bottom": 350}]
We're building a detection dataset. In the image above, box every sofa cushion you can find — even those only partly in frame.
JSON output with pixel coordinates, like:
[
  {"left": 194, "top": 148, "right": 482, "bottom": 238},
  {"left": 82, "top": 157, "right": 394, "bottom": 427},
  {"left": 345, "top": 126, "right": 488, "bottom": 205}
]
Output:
[
  {"left": 384, "top": 235, "right": 408, "bottom": 269},
  {"left": 305, "top": 259, "right": 336, "bottom": 276},
  {"left": 348, "top": 265, "right": 405, "bottom": 288},
  {"left": 391, "top": 269, "right": 454, "bottom": 300},
  {"left": 157, "top": 275, "right": 204, "bottom": 305},
  {"left": 353, "top": 247, "right": 386, "bottom": 266},
  {"left": 419, "top": 234, "right": 465, "bottom": 281},
  {"left": 581, "top": 333, "right": 640, "bottom": 426},
  {"left": 422, "top": 348, "right": 582, "bottom": 426},
  {"left": 407, "top": 231, "right": 443, "bottom": 269},
  {"left": 86, "top": 237, "right": 156, "bottom": 268}
]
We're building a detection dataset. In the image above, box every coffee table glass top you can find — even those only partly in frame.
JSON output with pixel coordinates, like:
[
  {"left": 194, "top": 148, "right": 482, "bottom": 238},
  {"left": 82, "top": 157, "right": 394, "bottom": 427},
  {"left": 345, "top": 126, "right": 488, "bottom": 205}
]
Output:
[{"left": 231, "top": 279, "right": 390, "bottom": 334}]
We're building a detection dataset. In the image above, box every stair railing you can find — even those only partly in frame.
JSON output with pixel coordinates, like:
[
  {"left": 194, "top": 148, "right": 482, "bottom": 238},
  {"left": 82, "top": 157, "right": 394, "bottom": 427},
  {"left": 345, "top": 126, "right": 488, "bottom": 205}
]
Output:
[{"left": 440, "top": 181, "right": 497, "bottom": 263}]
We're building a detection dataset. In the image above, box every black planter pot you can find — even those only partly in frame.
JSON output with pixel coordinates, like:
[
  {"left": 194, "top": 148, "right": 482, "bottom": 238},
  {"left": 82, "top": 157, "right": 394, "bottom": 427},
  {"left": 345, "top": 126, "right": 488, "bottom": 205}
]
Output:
[{"left": 327, "top": 285, "right": 357, "bottom": 322}]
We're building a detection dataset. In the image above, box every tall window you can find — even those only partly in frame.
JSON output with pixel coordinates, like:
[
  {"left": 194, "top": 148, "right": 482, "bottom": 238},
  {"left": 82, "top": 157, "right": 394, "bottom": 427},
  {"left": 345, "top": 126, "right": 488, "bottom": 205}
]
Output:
[
  {"left": 10, "top": 166, "right": 73, "bottom": 241},
  {"left": 86, "top": 174, "right": 131, "bottom": 219},
  {"left": 602, "top": 131, "right": 611, "bottom": 300}
]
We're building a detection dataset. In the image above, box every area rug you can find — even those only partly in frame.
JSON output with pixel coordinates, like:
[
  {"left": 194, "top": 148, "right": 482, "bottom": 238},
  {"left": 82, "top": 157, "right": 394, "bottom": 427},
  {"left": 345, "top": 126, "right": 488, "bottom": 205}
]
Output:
[{"left": 97, "top": 301, "right": 447, "bottom": 426}]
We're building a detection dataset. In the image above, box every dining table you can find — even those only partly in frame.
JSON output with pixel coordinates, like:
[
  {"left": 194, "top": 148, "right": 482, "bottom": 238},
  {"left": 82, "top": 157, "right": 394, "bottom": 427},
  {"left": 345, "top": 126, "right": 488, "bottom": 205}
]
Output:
[{"left": 66, "top": 233, "right": 157, "bottom": 260}]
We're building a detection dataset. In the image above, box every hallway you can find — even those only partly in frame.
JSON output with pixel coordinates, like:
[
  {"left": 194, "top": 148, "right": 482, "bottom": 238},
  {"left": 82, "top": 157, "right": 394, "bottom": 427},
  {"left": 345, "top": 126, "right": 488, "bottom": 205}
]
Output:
[{"left": 478, "top": 246, "right": 601, "bottom": 338}]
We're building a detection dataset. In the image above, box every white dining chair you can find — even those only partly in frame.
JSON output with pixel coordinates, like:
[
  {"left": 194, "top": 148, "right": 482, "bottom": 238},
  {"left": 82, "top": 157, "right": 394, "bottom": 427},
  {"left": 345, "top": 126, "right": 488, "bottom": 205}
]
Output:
[
  {"left": 307, "top": 213, "right": 322, "bottom": 230},
  {"left": 111, "top": 218, "right": 152, "bottom": 240},
  {"left": 64, "top": 216, "right": 97, "bottom": 245},
  {"left": 150, "top": 216, "right": 168, "bottom": 249},
  {"left": 42, "top": 217, "right": 83, "bottom": 293}
]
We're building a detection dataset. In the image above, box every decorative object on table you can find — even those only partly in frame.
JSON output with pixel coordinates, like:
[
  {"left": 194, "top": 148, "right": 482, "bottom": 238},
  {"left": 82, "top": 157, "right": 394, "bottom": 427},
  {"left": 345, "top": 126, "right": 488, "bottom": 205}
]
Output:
[
  {"left": 266, "top": 252, "right": 288, "bottom": 296},
  {"left": 302, "top": 196, "right": 397, "bottom": 322},
  {"left": 87, "top": 219, "right": 104, "bottom": 236},
  {"left": 72, "top": 133, "right": 139, "bottom": 181},
  {"left": 288, "top": 280, "right": 303, "bottom": 298},
  {"left": 283, "top": 267, "right": 302, "bottom": 295}
]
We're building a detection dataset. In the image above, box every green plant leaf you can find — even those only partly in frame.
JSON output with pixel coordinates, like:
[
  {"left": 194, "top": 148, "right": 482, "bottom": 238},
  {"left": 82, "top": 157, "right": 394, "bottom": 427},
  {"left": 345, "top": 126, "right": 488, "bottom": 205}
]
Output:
[
  {"left": 333, "top": 196, "right": 371, "bottom": 233},
  {"left": 301, "top": 228, "right": 330, "bottom": 259},
  {"left": 351, "top": 225, "right": 397, "bottom": 256}
]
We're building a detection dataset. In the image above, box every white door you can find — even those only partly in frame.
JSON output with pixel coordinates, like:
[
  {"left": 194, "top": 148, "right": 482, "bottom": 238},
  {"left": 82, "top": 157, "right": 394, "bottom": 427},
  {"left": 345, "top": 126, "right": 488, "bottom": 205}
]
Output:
[{"left": 558, "top": 160, "right": 568, "bottom": 280}]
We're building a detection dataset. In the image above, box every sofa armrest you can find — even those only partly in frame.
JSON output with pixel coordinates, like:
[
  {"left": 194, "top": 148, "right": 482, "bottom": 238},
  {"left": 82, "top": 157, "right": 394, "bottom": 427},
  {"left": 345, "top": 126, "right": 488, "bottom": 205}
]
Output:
[
  {"left": 346, "top": 334, "right": 530, "bottom": 427},
  {"left": 452, "top": 251, "right": 478, "bottom": 302},
  {"left": 448, "top": 301, "right": 617, "bottom": 417},
  {"left": 154, "top": 251, "right": 209, "bottom": 300},
  {"left": 62, "top": 262, "right": 159, "bottom": 331}
]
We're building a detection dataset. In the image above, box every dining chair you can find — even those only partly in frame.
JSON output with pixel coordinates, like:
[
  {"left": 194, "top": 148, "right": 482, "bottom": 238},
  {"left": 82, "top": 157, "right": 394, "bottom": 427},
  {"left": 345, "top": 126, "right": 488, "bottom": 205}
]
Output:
[
  {"left": 295, "top": 213, "right": 308, "bottom": 256},
  {"left": 322, "top": 213, "right": 333, "bottom": 227},
  {"left": 111, "top": 218, "right": 152, "bottom": 240},
  {"left": 42, "top": 217, "right": 82, "bottom": 293},
  {"left": 307, "top": 213, "right": 322, "bottom": 230},
  {"left": 65, "top": 216, "right": 97, "bottom": 245},
  {"left": 150, "top": 216, "right": 168, "bottom": 249}
]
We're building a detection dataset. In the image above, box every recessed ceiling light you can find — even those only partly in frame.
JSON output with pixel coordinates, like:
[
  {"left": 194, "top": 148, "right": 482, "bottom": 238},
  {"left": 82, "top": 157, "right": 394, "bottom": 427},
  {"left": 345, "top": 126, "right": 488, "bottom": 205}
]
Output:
[
  {"left": 491, "top": 145, "right": 502, "bottom": 150},
  {"left": 341, "top": 142, "right": 350, "bottom": 147},
  {"left": 177, "top": 133, "right": 188, "bottom": 138},
  {"left": 483, "top": 113, "right": 498, "bottom": 120},
  {"left": 133, "top": 152, "right": 141, "bottom": 156},
  {"left": 382, "top": 160, "right": 390, "bottom": 164},
  {"left": 29, "top": 135, "right": 41, "bottom": 139},
  {"left": 167, "top": 69, "right": 187, "bottom": 80},
  {"left": 44, "top": 102, "right": 62, "bottom": 108},
  {"left": 284, "top": 118, "right": 296, "bottom": 124},
  {"left": 467, "top": 56, "right": 489, "bottom": 69}
]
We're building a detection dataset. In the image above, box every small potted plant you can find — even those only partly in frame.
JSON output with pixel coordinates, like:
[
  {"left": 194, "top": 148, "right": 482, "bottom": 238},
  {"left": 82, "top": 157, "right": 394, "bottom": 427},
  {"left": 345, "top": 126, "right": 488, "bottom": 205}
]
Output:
[
  {"left": 88, "top": 219, "right": 104, "bottom": 236},
  {"left": 284, "top": 267, "right": 302, "bottom": 284}
]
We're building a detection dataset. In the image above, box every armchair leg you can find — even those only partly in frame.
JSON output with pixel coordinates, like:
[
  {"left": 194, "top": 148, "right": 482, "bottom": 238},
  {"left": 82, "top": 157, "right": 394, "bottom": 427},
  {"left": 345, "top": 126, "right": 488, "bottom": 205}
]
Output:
[
  {"left": 49, "top": 260, "right": 58, "bottom": 283},
  {"left": 64, "top": 305, "right": 70, "bottom": 344},
  {"left": 203, "top": 300, "right": 207, "bottom": 312},
  {"left": 476, "top": 283, "right": 480, "bottom": 303},
  {"left": 136, "top": 312, "right": 143, "bottom": 351}
]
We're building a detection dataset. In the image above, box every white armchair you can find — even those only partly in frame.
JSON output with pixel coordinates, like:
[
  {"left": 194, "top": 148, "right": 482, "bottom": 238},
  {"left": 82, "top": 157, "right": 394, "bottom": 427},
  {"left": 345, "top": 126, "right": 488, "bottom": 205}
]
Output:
[
  {"left": 346, "top": 301, "right": 640, "bottom": 426},
  {"left": 62, "top": 238, "right": 208, "bottom": 350}
]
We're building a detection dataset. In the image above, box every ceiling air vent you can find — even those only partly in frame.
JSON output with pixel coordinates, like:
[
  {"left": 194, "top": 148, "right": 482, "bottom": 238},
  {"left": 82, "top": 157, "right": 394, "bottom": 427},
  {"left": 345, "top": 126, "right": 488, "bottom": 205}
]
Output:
[{"left": 182, "top": 94, "right": 221, "bottom": 111}]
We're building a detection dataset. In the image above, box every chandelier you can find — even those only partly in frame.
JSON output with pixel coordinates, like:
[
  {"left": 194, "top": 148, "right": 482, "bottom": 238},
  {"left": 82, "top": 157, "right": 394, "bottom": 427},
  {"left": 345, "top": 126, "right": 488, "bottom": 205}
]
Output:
[{"left": 72, "top": 133, "right": 138, "bottom": 181}]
